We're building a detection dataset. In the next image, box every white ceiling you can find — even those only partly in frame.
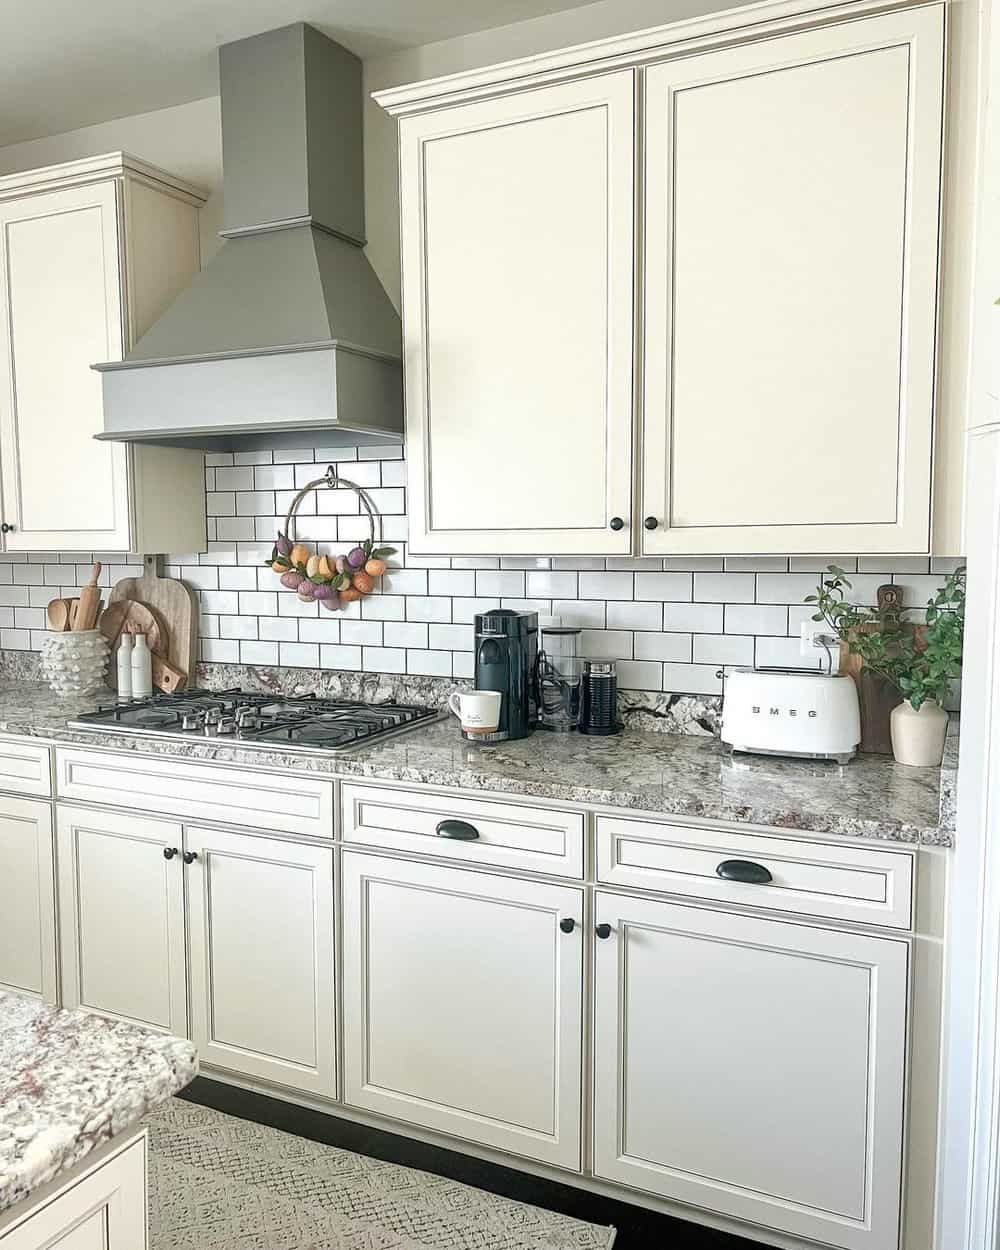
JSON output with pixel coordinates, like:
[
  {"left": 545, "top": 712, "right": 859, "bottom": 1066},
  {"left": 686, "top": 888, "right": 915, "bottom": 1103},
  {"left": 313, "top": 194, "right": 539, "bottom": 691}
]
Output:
[{"left": 0, "top": 0, "right": 604, "bottom": 147}]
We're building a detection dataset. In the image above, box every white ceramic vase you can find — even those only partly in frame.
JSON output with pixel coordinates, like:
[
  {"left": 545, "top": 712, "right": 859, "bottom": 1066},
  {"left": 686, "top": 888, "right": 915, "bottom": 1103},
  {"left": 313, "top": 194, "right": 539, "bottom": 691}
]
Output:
[
  {"left": 41, "top": 630, "right": 110, "bottom": 697},
  {"left": 890, "top": 699, "right": 949, "bottom": 767}
]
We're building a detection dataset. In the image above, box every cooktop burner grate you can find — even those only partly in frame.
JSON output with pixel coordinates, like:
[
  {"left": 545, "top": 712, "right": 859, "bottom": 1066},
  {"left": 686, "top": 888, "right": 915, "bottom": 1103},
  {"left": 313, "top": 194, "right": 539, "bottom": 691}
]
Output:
[{"left": 67, "top": 689, "right": 442, "bottom": 755}]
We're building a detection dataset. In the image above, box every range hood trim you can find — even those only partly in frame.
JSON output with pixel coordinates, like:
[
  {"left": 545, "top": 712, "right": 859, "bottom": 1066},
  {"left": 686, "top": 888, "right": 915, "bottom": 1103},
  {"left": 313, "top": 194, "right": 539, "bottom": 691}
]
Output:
[{"left": 93, "top": 338, "right": 402, "bottom": 372}]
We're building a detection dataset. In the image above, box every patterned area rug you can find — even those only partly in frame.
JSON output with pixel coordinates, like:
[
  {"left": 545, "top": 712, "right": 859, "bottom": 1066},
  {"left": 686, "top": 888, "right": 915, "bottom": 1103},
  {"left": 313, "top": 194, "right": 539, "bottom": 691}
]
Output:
[{"left": 147, "top": 1099, "right": 616, "bottom": 1250}]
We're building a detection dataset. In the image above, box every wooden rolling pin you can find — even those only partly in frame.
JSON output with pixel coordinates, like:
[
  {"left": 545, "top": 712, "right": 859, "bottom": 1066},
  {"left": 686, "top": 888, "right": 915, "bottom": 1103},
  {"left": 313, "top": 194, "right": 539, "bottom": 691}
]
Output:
[{"left": 73, "top": 562, "right": 102, "bottom": 631}]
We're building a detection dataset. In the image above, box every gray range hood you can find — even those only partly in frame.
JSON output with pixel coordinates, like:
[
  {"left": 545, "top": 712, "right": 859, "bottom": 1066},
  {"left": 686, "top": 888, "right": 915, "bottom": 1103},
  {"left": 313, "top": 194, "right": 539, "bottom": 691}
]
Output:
[{"left": 94, "top": 23, "right": 402, "bottom": 452}]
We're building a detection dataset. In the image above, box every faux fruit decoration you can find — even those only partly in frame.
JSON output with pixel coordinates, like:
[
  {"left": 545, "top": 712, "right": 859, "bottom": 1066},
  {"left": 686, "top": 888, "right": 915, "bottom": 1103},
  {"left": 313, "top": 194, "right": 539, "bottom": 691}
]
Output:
[{"left": 264, "top": 465, "right": 396, "bottom": 611}]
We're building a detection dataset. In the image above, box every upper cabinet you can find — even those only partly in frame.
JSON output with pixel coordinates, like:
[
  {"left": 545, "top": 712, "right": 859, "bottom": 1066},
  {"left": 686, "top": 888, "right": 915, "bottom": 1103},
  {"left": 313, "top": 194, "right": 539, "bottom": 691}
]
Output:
[
  {"left": 397, "top": 73, "right": 636, "bottom": 556},
  {"left": 378, "top": 2, "right": 951, "bottom": 557},
  {"left": 641, "top": 7, "right": 944, "bottom": 555},
  {"left": 0, "top": 155, "right": 208, "bottom": 553}
]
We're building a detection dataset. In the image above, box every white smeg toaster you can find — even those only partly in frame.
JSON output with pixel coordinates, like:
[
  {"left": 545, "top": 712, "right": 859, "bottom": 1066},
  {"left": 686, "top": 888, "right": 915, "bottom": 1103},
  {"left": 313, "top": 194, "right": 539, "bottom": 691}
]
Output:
[{"left": 721, "top": 668, "right": 861, "bottom": 764}]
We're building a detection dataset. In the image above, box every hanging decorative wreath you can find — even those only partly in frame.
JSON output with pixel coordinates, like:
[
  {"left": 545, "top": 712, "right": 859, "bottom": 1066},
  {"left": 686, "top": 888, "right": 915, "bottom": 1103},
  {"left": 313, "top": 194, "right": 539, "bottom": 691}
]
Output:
[{"left": 265, "top": 464, "right": 397, "bottom": 612}]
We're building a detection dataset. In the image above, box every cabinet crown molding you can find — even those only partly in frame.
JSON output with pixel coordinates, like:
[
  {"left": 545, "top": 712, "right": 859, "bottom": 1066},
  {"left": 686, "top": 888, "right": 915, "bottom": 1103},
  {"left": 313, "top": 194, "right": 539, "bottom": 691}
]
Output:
[
  {"left": 372, "top": 0, "right": 943, "bottom": 114},
  {"left": 0, "top": 151, "right": 207, "bottom": 207}
]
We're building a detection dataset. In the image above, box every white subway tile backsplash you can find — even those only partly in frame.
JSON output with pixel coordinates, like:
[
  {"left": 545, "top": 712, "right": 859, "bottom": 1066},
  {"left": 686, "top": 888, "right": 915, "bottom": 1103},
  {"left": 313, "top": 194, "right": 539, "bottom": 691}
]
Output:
[
  {"left": 12, "top": 447, "right": 960, "bottom": 702},
  {"left": 663, "top": 603, "right": 724, "bottom": 633},
  {"left": 634, "top": 632, "right": 692, "bottom": 662},
  {"left": 692, "top": 572, "right": 754, "bottom": 602},
  {"left": 634, "top": 572, "right": 692, "bottom": 602},
  {"left": 723, "top": 604, "right": 787, "bottom": 636},
  {"left": 580, "top": 572, "right": 632, "bottom": 600}
]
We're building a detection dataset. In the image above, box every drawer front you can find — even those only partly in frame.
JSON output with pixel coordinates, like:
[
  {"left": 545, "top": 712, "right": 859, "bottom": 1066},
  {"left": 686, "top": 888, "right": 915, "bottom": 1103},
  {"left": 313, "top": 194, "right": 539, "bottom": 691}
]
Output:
[
  {"left": 56, "top": 748, "right": 334, "bottom": 838},
  {"left": 341, "top": 783, "right": 585, "bottom": 878},
  {"left": 597, "top": 816, "right": 914, "bottom": 928},
  {"left": 0, "top": 736, "right": 51, "bottom": 797}
]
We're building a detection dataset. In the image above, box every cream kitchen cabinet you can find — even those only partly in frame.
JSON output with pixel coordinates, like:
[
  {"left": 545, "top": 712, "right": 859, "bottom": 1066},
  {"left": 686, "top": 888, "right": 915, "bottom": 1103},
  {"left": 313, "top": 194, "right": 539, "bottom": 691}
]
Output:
[
  {"left": 395, "top": 72, "right": 636, "bottom": 556},
  {"left": 380, "top": 2, "right": 948, "bottom": 556},
  {"left": 184, "top": 825, "right": 337, "bottom": 1098},
  {"left": 56, "top": 804, "right": 187, "bottom": 1034},
  {"left": 341, "top": 850, "right": 584, "bottom": 1168},
  {"left": 55, "top": 803, "right": 337, "bottom": 1098},
  {"left": 640, "top": 6, "right": 944, "bottom": 556},
  {"left": 0, "top": 154, "right": 207, "bottom": 553},
  {"left": 592, "top": 890, "right": 909, "bottom": 1250},
  {"left": 0, "top": 795, "right": 57, "bottom": 1002}
]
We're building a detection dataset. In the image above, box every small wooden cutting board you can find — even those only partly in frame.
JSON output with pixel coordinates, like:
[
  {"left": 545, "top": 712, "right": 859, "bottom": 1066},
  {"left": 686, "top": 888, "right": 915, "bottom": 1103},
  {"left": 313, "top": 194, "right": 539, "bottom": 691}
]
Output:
[{"left": 109, "top": 556, "right": 197, "bottom": 686}]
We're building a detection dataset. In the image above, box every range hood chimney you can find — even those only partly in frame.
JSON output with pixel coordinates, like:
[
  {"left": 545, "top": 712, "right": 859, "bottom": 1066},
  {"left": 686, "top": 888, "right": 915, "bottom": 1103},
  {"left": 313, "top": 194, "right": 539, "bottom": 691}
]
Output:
[{"left": 94, "top": 23, "right": 402, "bottom": 452}]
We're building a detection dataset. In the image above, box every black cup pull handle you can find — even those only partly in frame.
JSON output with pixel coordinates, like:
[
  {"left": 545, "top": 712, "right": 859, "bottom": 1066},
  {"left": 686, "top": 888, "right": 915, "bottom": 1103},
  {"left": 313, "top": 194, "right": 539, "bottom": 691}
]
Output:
[
  {"left": 436, "top": 819, "right": 480, "bottom": 841},
  {"left": 559, "top": 918, "right": 576, "bottom": 934},
  {"left": 162, "top": 847, "right": 178, "bottom": 860},
  {"left": 716, "top": 859, "right": 773, "bottom": 885},
  {"left": 595, "top": 923, "right": 613, "bottom": 940}
]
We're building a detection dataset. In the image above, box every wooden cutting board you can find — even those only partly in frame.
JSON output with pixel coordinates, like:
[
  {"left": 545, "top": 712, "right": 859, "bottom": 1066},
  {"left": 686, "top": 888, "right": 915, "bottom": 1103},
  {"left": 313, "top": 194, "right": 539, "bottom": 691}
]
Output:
[
  {"left": 839, "top": 584, "right": 906, "bottom": 755},
  {"left": 109, "top": 555, "right": 197, "bottom": 687}
]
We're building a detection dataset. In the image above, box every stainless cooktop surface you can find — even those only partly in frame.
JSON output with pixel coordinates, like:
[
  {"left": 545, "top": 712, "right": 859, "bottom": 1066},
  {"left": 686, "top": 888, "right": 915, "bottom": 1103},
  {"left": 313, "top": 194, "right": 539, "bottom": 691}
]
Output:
[{"left": 68, "top": 689, "right": 442, "bottom": 755}]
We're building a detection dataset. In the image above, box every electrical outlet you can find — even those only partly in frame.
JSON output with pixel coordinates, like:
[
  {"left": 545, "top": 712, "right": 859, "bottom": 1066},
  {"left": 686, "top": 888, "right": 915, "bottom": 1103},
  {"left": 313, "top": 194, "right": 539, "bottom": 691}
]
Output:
[{"left": 800, "top": 621, "right": 831, "bottom": 658}]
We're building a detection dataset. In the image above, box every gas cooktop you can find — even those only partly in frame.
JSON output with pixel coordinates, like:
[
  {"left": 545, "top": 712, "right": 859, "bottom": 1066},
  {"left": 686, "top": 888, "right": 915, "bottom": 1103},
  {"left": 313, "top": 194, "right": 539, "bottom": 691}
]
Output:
[{"left": 67, "top": 689, "right": 442, "bottom": 755}]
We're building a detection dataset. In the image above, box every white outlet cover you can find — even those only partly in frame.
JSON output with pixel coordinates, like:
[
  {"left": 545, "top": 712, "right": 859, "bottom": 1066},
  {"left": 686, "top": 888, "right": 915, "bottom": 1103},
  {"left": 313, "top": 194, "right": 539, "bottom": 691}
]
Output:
[{"left": 800, "top": 621, "right": 826, "bottom": 657}]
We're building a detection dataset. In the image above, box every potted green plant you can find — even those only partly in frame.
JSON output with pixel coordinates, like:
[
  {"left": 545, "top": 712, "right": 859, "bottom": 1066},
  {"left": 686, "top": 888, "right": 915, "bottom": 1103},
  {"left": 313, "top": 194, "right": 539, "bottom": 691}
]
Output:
[{"left": 805, "top": 565, "right": 965, "bottom": 766}]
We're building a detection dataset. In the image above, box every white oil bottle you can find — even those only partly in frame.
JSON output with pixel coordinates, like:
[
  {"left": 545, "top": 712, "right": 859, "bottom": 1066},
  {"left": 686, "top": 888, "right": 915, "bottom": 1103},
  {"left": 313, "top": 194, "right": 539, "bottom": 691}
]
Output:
[
  {"left": 131, "top": 632, "right": 153, "bottom": 699},
  {"left": 117, "top": 632, "right": 133, "bottom": 700}
]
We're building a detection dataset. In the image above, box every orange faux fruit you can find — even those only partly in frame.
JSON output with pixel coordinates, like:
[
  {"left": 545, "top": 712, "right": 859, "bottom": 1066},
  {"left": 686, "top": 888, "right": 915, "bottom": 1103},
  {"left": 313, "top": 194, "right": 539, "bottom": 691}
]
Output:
[
  {"left": 351, "top": 571, "right": 374, "bottom": 594},
  {"left": 271, "top": 559, "right": 288, "bottom": 573},
  {"left": 364, "top": 558, "right": 387, "bottom": 577},
  {"left": 340, "top": 587, "right": 362, "bottom": 602}
]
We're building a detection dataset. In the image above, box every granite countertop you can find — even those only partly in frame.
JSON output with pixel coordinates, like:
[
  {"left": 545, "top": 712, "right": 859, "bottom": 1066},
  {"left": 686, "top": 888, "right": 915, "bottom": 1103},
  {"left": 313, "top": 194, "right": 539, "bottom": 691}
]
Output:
[
  {"left": 0, "top": 993, "right": 197, "bottom": 1213},
  {"left": 0, "top": 679, "right": 955, "bottom": 846}
]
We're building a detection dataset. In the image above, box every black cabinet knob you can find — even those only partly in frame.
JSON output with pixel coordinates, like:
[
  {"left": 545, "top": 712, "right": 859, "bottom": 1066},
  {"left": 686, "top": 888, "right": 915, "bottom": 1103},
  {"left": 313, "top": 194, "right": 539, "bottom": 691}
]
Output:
[
  {"left": 182, "top": 850, "right": 198, "bottom": 865},
  {"left": 1, "top": 523, "right": 13, "bottom": 534},
  {"left": 163, "top": 847, "right": 178, "bottom": 860},
  {"left": 609, "top": 516, "right": 625, "bottom": 532},
  {"left": 643, "top": 516, "right": 658, "bottom": 531},
  {"left": 436, "top": 819, "right": 480, "bottom": 841},
  {"left": 559, "top": 918, "right": 576, "bottom": 934},
  {"left": 715, "top": 859, "right": 773, "bottom": 885},
  {"left": 595, "top": 923, "right": 613, "bottom": 940}
]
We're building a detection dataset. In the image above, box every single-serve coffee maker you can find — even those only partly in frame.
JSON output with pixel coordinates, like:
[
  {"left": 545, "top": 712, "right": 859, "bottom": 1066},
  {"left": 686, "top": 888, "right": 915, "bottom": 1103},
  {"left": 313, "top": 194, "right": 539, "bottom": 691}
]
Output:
[{"left": 470, "top": 609, "right": 538, "bottom": 741}]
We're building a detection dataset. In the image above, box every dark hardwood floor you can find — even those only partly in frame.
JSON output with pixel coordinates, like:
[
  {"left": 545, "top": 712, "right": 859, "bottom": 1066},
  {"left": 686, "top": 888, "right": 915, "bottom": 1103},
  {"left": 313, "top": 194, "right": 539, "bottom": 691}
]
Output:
[{"left": 180, "top": 1077, "right": 767, "bottom": 1249}]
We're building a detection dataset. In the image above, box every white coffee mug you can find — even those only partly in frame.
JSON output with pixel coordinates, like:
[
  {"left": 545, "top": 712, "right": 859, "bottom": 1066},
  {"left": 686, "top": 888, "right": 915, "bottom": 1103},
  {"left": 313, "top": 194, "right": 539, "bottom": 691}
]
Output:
[{"left": 448, "top": 690, "right": 502, "bottom": 735}]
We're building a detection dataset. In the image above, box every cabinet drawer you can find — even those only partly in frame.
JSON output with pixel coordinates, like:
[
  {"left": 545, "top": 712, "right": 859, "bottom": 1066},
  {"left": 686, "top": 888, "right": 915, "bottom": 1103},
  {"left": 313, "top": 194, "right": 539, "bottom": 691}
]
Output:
[
  {"left": 56, "top": 748, "right": 334, "bottom": 838},
  {"left": 341, "top": 784, "right": 585, "bottom": 878},
  {"left": 0, "top": 736, "right": 51, "bottom": 797},
  {"left": 597, "top": 816, "right": 914, "bottom": 929}
]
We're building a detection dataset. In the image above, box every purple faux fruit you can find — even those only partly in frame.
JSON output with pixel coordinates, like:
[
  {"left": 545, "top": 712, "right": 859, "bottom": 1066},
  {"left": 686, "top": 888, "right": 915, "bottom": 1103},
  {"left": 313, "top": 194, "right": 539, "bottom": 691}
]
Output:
[
  {"left": 313, "top": 583, "right": 334, "bottom": 600},
  {"left": 347, "top": 546, "right": 366, "bottom": 569},
  {"left": 320, "top": 593, "right": 341, "bottom": 612},
  {"left": 280, "top": 570, "right": 304, "bottom": 590},
  {"left": 275, "top": 532, "right": 293, "bottom": 557}
]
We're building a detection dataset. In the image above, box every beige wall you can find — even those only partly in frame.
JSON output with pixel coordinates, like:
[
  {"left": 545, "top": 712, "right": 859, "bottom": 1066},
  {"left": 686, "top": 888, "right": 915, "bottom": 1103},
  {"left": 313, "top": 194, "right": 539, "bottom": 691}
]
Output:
[
  {"left": 0, "top": 96, "right": 225, "bottom": 262},
  {"left": 0, "top": 0, "right": 749, "bottom": 304}
]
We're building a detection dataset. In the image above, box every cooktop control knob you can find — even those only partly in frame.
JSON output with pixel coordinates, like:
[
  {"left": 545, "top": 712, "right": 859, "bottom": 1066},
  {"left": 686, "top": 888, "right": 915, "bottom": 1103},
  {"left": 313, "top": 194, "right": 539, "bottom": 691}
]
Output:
[{"left": 181, "top": 713, "right": 203, "bottom": 731}]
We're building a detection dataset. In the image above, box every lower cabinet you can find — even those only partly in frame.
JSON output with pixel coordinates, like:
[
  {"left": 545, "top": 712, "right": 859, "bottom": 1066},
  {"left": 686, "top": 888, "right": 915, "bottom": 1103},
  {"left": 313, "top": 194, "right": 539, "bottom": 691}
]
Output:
[
  {"left": 592, "top": 890, "right": 909, "bottom": 1250},
  {"left": 341, "top": 851, "right": 584, "bottom": 1169},
  {"left": 56, "top": 804, "right": 187, "bottom": 1034},
  {"left": 0, "top": 795, "right": 57, "bottom": 1002},
  {"left": 185, "top": 825, "right": 337, "bottom": 1097},
  {"left": 55, "top": 805, "right": 336, "bottom": 1099}
]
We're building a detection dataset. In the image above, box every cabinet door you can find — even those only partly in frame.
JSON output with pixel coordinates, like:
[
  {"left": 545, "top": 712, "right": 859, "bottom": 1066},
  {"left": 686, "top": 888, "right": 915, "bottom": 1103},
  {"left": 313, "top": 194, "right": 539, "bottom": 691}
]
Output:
[
  {"left": 593, "top": 891, "right": 908, "bottom": 1250},
  {"left": 0, "top": 181, "right": 132, "bottom": 551},
  {"left": 399, "top": 71, "right": 635, "bottom": 555},
  {"left": 0, "top": 795, "right": 57, "bottom": 1002},
  {"left": 185, "top": 825, "right": 337, "bottom": 1097},
  {"left": 56, "top": 804, "right": 186, "bottom": 1034},
  {"left": 342, "top": 851, "right": 583, "bottom": 1167},
  {"left": 641, "top": 7, "right": 943, "bottom": 555}
]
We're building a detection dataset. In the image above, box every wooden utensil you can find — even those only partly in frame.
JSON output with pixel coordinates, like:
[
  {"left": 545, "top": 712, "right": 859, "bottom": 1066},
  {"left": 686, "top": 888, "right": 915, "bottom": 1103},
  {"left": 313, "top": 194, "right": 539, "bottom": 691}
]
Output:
[
  {"left": 109, "top": 556, "right": 196, "bottom": 687},
  {"left": 840, "top": 584, "right": 906, "bottom": 755},
  {"left": 46, "top": 598, "right": 73, "bottom": 632},
  {"left": 73, "top": 562, "right": 103, "bottom": 631},
  {"left": 151, "top": 652, "right": 188, "bottom": 695},
  {"left": 99, "top": 599, "right": 165, "bottom": 657}
]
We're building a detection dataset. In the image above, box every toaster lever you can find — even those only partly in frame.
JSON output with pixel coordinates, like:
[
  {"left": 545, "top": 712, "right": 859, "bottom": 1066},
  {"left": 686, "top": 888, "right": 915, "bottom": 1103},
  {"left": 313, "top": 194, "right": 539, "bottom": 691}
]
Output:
[{"left": 716, "top": 859, "right": 773, "bottom": 886}]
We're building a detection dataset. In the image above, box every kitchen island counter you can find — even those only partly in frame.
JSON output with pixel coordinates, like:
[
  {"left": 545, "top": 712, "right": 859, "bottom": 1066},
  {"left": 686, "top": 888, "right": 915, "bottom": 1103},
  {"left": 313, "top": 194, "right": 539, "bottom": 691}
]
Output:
[
  {"left": 0, "top": 993, "right": 196, "bottom": 1215},
  {"left": 0, "top": 678, "right": 954, "bottom": 846}
]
